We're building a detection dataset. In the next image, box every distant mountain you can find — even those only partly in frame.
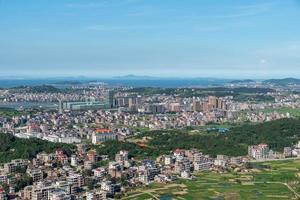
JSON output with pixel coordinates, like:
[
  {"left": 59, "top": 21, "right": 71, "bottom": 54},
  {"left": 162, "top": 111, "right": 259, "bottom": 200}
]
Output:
[
  {"left": 104, "top": 75, "right": 232, "bottom": 87},
  {"left": 263, "top": 78, "right": 300, "bottom": 86},
  {"left": 113, "top": 75, "right": 231, "bottom": 81},
  {"left": 230, "top": 79, "right": 255, "bottom": 84},
  {"left": 113, "top": 75, "right": 159, "bottom": 80}
]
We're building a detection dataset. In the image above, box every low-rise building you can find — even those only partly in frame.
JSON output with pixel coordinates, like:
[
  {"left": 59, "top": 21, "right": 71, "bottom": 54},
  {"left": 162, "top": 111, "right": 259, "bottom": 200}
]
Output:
[
  {"left": 4, "top": 159, "right": 28, "bottom": 173},
  {"left": 86, "top": 190, "right": 107, "bottom": 200},
  {"left": 27, "top": 168, "right": 43, "bottom": 182}
]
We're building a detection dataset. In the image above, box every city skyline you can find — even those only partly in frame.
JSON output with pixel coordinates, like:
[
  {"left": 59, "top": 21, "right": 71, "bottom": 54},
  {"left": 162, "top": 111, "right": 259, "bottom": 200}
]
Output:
[{"left": 1, "top": 0, "right": 300, "bottom": 78}]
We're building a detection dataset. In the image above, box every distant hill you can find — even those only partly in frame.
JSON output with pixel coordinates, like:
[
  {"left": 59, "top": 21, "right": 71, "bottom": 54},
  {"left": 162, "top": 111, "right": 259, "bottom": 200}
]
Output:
[
  {"left": 230, "top": 79, "right": 255, "bottom": 84},
  {"left": 12, "top": 85, "right": 61, "bottom": 93},
  {"left": 113, "top": 75, "right": 230, "bottom": 81},
  {"left": 113, "top": 75, "right": 157, "bottom": 80},
  {"left": 263, "top": 78, "right": 300, "bottom": 86}
]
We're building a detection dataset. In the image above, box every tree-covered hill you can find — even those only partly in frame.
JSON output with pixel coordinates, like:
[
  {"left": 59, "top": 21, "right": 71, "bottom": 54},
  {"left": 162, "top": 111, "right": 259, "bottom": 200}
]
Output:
[
  {"left": 0, "top": 133, "right": 75, "bottom": 164},
  {"left": 12, "top": 85, "right": 61, "bottom": 93},
  {"left": 96, "top": 118, "right": 300, "bottom": 159},
  {"left": 124, "top": 87, "right": 275, "bottom": 103},
  {"left": 263, "top": 78, "right": 300, "bottom": 86},
  {"left": 2, "top": 118, "right": 300, "bottom": 163}
]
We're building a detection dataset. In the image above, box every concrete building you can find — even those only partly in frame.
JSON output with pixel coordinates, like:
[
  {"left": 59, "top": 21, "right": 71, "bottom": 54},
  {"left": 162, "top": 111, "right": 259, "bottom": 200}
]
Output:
[
  {"left": 0, "top": 175, "right": 7, "bottom": 185},
  {"left": 4, "top": 159, "right": 28, "bottom": 173},
  {"left": 108, "top": 162, "right": 123, "bottom": 178},
  {"left": 70, "top": 155, "right": 77, "bottom": 167},
  {"left": 192, "top": 100, "right": 203, "bottom": 112},
  {"left": 86, "top": 190, "right": 107, "bottom": 200},
  {"left": 27, "top": 168, "right": 43, "bottom": 182},
  {"left": 115, "top": 150, "right": 129, "bottom": 167},
  {"left": 93, "top": 168, "right": 106, "bottom": 178},
  {"left": 174, "top": 157, "right": 191, "bottom": 173},
  {"left": 101, "top": 181, "right": 120, "bottom": 195},
  {"left": 48, "top": 189, "right": 71, "bottom": 200},
  {"left": 284, "top": 147, "right": 292, "bottom": 158},
  {"left": 92, "top": 129, "right": 117, "bottom": 144},
  {"left": 248, "top": 144, "right": 269, "bottom": 160},
  {"left": 61, "top": 91, "right": 113, "bottom": 111}
]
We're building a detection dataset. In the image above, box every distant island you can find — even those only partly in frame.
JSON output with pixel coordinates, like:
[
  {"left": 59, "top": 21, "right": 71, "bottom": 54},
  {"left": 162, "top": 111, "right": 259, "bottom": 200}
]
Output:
[{"left": 263, "top": 78, "right": 300, "bottom": 86}]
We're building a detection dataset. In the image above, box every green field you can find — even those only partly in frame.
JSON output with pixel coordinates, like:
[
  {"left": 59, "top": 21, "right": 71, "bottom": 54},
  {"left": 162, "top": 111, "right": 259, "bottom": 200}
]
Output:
[
  {"left": 261, "top": 107, "right": 300, "bottom": 117},
  {"left": 124, "top": 160, "right": 300, "bottom": 200}
]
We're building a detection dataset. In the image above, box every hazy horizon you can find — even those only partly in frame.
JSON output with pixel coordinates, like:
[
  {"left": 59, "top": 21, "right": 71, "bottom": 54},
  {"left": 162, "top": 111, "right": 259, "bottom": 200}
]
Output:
[{"left": 0, "top": 74, "right": 299, "bottom": 80}]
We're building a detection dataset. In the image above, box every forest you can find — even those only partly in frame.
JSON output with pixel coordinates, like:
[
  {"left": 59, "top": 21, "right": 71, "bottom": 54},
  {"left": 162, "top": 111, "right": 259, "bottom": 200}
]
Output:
[
  {"left": 2, "top": 118, "right": 300, "bottom": 163},
  {"left": 0, "top": 133, "right": 74, "bottom": 163},
  {"left": 96, "top": 118, "right": 300, "bottom": 159},
  {"left": 124, "top": 87, "right": 275, "bottom": 102}
]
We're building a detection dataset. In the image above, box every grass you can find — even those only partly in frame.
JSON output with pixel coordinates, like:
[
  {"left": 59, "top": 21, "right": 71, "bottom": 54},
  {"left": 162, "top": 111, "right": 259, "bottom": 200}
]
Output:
[{"left": 125, "top": 160, "right": 300, "bottom": 200}]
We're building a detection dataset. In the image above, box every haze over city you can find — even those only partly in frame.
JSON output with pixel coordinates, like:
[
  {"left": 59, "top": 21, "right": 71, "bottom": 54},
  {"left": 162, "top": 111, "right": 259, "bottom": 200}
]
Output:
[{"left": 1, "top": 0, "right": 300, "bottom": 78}]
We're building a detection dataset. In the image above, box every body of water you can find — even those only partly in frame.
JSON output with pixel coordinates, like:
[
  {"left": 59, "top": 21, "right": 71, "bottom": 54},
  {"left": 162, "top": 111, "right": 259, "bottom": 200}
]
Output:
[{"left": 0, "top": 78, "right": 230, "bottom": 88}]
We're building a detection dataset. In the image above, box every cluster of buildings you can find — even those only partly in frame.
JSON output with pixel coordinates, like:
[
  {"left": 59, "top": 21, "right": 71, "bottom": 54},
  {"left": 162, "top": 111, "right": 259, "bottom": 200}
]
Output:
[
  {"left": 0, "top": 87, "right": 111, "bottom": 103},
  {"left": 236, "top": 111, "right": 291, "bottom": 123},
  {"left": 0, "top": 110, "right": 133, "bottom": 144},
  {"left": 2, "top": 85, "right": 300, "bottom": 199},
  {"left": 0, "top": 146, "right": 120, "bottom": 200},
  {"left": 2, "top": 139, "right": 300, "bottom": 199},
  {"left": 0, "top": 89, "right": 298, "bottom": 146},
  {"left": 117, "top": 94, "right": 231, "bottom": 117},
  {"left": 59, "top": 91, "right": 114, "bottom": 112},
  {"left": 248, "top": 141, "right": 300, "bottom": 161},
  {"left": 1, "top": 84, "right": 300, "bottom": 134},
  {"left": 0, "top": 143, "right": 254, "bottom": 200}
]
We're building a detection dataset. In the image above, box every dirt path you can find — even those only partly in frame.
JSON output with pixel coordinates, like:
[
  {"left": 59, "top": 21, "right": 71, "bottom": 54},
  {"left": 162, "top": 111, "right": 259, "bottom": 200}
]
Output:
[{"left": 254, "top": 181, "right": 300, "bottom": 199}]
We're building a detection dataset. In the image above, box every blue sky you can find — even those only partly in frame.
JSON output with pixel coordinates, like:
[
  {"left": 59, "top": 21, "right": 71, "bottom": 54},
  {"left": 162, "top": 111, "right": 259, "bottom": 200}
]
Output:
[{"left": 0, "top": 0, "right": 300, "bottom": 78}]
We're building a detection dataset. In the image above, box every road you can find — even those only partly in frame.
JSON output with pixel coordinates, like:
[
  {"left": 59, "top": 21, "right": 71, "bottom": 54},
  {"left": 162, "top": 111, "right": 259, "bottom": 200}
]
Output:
[{"left": 250, "top": 157, "right": 300, "bottom": 163}]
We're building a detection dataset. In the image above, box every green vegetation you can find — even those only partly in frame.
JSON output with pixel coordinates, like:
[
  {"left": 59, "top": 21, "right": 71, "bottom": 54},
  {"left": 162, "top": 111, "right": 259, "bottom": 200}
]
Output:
[
  {"left": 233, "top": 94, "right": 275, "bottom": 103},
  {"left": 94, "top": 141, "right": 149, "bottom": 160},
  {"left": 95, "top": 160, "right": 110, "bottom": 167},
  {"left": 96, "top": 118, "right": 300, "bottom": 160},
  {"left": 11, "top": 85, "right": 61, "bottom": 93},
  {"left": 9, "top": 84, "right": 84, "bottom": 94},
  {"left": 126, "top": 159, "right": 300, "bottom": 200},
  {"left": 125, "top": 87, "right": 274, "bottom": 98},
  {"left": 0, "top": 107, "right": 37, "bottom": 118},
  {"left": 124, "top": 87, "right": 275, "bottom": 103},
  {"left": 261, "top": 107, "right": 300, "bottom": 117},
  {"left": 263, "top": 78, "right": 300, "bottom": 86},
  {"left": 0, "top": 133, "right": 75, "bottom": 163},
  {"left": 14, "top": 174, "right": 33, "bottom": 192}
]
